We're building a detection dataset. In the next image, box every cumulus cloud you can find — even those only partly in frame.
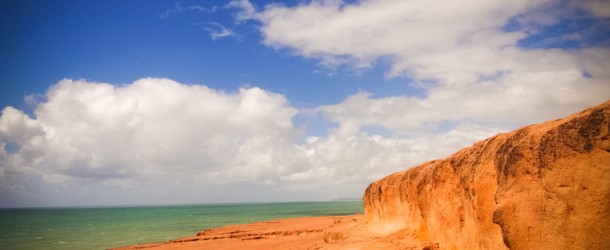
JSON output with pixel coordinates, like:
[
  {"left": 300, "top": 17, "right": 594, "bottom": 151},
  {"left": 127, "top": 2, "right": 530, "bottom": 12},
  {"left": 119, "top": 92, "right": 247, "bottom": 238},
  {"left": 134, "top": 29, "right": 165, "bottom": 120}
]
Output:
[
  {"left": 233, "top": 0, "right": 610, "bottom": 135},
  {"left": 3, "top": 78, "right": 300, "bottom": 181},
  {"left": 0, "top": 78, "right": 510, "bottom": 206},
  {"left": 235, "top": 0, "right": 610, "bottom": 77}
]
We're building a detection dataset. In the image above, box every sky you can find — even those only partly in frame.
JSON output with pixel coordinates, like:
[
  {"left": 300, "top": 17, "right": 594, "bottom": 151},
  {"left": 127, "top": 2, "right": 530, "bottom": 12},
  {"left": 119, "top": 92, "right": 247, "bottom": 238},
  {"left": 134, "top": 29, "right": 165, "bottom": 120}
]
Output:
[{"left": 0, "top": 0, "right": 609, "bottom": 208}]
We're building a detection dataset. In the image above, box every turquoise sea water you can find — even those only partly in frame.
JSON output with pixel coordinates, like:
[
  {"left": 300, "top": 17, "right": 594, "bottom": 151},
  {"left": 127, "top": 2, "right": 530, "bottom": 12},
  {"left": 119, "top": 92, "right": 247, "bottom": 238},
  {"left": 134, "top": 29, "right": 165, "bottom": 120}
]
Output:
[{"left": 0, "top": 201, "right": 363, "bottom": 250}]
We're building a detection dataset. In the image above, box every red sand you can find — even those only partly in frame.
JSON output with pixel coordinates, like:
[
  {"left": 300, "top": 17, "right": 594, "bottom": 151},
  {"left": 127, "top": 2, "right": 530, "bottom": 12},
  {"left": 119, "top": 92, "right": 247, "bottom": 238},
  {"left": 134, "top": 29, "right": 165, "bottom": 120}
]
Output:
[{"left": 111, "top": 215, "right": 436, "bottom": 250}]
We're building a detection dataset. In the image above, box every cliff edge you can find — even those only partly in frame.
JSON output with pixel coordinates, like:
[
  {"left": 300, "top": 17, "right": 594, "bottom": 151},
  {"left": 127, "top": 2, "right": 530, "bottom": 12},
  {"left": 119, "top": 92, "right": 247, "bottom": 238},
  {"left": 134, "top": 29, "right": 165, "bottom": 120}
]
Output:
[{"left": 364, "top": 100, "right": 610, "bottom": 249}]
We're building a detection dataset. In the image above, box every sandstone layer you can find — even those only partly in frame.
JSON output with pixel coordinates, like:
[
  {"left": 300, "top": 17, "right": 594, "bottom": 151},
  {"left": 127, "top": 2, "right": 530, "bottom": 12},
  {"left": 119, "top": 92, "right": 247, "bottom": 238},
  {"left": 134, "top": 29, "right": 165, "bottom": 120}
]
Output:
[{"left": 364, "top": 100, "right": 610, "bottom": 249}]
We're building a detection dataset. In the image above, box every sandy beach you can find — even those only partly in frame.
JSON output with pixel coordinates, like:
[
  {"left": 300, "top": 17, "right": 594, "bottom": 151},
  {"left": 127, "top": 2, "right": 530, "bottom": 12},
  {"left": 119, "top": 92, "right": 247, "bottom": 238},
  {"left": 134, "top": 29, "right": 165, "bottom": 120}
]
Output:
[{"left": 111, "top": 214, "right": 437, "bottom": 250}]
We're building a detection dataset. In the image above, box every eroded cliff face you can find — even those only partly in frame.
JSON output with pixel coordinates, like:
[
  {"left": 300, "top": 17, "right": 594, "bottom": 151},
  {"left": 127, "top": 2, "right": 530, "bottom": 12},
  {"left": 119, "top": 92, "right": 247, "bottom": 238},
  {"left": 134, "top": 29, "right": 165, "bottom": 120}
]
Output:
[{"left": 364, "top": 101, "right": 610, "bottom": 250}]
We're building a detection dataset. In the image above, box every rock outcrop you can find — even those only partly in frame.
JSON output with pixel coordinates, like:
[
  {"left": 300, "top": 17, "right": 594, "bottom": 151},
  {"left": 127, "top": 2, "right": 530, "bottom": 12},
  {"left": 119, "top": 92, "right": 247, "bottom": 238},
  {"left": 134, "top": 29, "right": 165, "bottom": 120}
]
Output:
[{"left": 364, "top": 100, "right": 610, "bottom": 249}]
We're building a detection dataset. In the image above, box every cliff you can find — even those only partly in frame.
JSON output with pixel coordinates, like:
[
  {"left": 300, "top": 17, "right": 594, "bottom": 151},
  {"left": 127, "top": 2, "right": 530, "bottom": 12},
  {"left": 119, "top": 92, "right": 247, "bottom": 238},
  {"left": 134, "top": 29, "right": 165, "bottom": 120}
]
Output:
[
  {"left": 364, "top": 100, "right": 610, "bottom": 249},
  {"left": 116, "top": 101, "right": 610, "bottom": 250}
]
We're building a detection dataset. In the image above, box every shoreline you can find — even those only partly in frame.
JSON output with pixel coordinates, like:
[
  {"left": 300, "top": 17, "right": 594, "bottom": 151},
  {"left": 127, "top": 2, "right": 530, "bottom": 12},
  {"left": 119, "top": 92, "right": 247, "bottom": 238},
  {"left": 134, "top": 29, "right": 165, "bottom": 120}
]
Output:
[
  {"left": 110, "top": 214, "right": 365, "bottom": 250},
  {"left": 111, "top": 214, "right": 435, "bottom": 250},
  {"left": 1, "top": 201, "right": 364, "bottom": 250}
]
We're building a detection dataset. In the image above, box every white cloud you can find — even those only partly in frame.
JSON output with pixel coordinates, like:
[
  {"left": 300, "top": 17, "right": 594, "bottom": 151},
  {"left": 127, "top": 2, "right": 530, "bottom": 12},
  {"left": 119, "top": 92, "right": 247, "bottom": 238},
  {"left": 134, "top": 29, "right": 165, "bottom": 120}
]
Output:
[
  {"left": 238, "top": 0, "right": 529, "bottom": 72},
  {"left": 227, "top": 0, "right": 259, "bottom": 22},
  {"left": 160, "top": 2, "right": 217, "bottom": 19},
  {"left": 31, "top": 78, "right": 299, "bottom": 180},
  {"left": 0, "top": 107, "right": 46, "bottom": 176},
  {"left": 197, "top": 22, "right": 235, "bottom": 40},
  {"left": 235, "top": 0, "right": 610, "bottom": 80},
  {"left": 233, "top": 0, "right": 610, "bottom": 135},
  {"left": 0, "top": 78, "right": 510, "bottom": 206}
]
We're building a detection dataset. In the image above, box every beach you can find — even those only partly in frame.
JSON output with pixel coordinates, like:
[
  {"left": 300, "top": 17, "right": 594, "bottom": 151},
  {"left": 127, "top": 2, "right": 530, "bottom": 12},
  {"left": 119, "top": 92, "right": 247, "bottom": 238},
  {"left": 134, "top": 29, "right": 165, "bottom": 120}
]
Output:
[{"left": 112, "top": 214, "right": 434, "bottom": 250}]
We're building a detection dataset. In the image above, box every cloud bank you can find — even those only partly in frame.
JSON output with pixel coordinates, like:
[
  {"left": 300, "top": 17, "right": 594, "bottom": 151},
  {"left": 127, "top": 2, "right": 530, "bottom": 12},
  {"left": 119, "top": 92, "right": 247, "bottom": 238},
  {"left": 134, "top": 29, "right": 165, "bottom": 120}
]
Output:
[{"left": 0, "top": 78, "right": 504, "bottom": 206}]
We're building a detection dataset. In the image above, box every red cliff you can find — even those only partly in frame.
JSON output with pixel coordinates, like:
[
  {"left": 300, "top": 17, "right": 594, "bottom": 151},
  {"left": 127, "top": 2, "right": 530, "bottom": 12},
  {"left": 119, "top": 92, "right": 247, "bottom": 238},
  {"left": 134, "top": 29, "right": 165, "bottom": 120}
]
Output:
[
  {"left": 116, "top": 101, "right": 610, "bottom": 250},
  {"left": 364, "top": 100, "right": 610, "bottom": 249}
]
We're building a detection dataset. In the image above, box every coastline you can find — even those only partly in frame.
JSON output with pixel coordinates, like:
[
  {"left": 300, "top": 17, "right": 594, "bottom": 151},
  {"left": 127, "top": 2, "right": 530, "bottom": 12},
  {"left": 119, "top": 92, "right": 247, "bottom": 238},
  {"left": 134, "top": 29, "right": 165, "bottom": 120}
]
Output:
[
  {"left": 110, "top": 214, "right": 430, "bottom": 250},
  {"left": 111, "top": 215, "right": 365, "bottom": 250},
  {"left": 1, "top": 201, "right": 363, "bottom": 250}
]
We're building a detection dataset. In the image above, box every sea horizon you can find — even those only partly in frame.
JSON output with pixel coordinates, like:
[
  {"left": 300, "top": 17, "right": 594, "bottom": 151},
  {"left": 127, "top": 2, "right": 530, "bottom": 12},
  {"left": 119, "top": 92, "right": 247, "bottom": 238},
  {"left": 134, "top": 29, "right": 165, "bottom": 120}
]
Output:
[{"left": 0, "top": 198, "right": 363, "bottom": 210}]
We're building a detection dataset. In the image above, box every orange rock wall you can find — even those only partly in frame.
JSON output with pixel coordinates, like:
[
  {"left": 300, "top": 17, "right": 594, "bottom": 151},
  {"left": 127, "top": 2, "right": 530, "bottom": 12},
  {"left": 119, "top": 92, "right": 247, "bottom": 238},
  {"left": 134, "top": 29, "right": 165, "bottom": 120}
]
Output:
[{"left": 364, "top": 101, "right": 610, "bottom": 249}]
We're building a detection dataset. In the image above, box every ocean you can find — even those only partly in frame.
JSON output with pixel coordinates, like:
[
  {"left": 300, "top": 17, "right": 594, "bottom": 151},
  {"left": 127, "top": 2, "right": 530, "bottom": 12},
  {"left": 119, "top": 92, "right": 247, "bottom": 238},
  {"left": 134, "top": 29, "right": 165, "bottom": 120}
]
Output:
[{"left": 0, "top": 201, "right": 363, "bottom": 250}]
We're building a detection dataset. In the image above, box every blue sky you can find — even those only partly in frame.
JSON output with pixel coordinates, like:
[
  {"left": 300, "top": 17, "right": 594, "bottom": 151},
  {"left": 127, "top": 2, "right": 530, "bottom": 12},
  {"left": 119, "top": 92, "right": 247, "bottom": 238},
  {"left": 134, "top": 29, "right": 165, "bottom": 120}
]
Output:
[
  {"left": 0, "top": 0, "right": 609, "bottom": 207},
  {"left": 0, "top": 0, "right": 420, "bottom": 114}
]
